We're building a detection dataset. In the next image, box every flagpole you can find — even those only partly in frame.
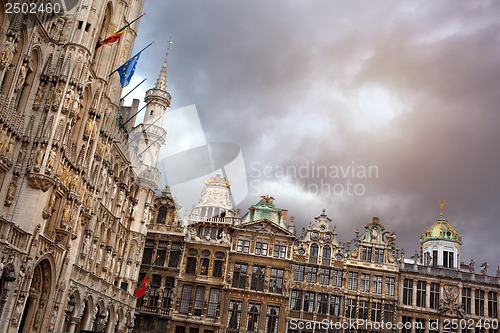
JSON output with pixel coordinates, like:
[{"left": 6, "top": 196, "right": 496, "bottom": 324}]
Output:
[
  {"left": 120, "top": 78, "right": 147, "bottom": 101},
  {"left": 120, "top": 100, "right": 153, "bottom": 128},
  {"left": 115, "top": 12, "right": 146, "bottom": 35},
  {"left": 108, "top": 41, "right": 155, "bottom": 77}
]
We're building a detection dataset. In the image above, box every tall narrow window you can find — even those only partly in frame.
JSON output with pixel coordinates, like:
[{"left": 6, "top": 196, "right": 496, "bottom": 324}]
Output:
[
  {"left": 362, "top": 247, "right": 372, "bottom": 262},
  {"left": 227, "top": 300, "right": 242, "bottom": 330},
  {"left": 309, "top": 244, "right": 319, "bottom": 263},
  {"left": 329, "top": 295, "right": 341, "bottom": 317},
  {"left": 303, "top": 292, "right": 315, "bottom": 313},
  {"left": 358, "top": 300, "right": 368, "bottom": 320},
  {"left": 317, "top": 293, "right": 328, "bottom": 314},
  {"left": 185, "top": 257, "right": 197, "bottom": 275},
  {"left": 199, "top": 258, "right": 209, "bottom": 276},
  {"left": 488, "top": 291, "right": 498, "bottom": 318},
  {"left": 290, "top": 289, "right": 303, "bottom": 311},
  {"left": 374, "top": 248, "right": 384, "bottom": 264},
  {"left": 157, "top": 206, "right": 167, "bottom": 224},
  {"left": 265, "top": 305, "right": 280, "bottom": 333},
  {"left": 346, "top": 299, "right": 356, "bottom": 319},
  {"left": 348, "top": 272, "right": 358, "bottom": 291},
  {"left": 232, "top": 263, "right": 247, "bottom": 289},
  {"left": 179, "top": 285, "right": 192, "bottom": 314},
  {"left": 269, "top": 268, "right": 283, "bottom": 294},
  {"left": 475, "top": 289, "right": 484, "bottom": 316},
  {"left": 246, "top": 303, "right": 261, "bottom": 332},
  {"left": 332, "top": 270, "right": 343, "bottom": 287},
  {"left": 403, "top": 279, "right": 413, "bottom": 305},
  {"left": 430, "top": 283, "right": 439, "bottom": 309},
  {"left": 360, "top": 273, "right": 370, "bottom": 292},
  {"left": 193, "top": 286, "right": 205, "bottom": 316},
  {"left": 462, "top": 288, "right": 471, "bottom": 314},
  {"left": 371, "top": 302, "right": 381, "bottom": 322},
  {"left": 322, "top": 245, "right": 331, "bottom": 265},
  {"left": 384, "top": 304, "right": 394, "bottom": 323},
  {"left": 416, "top": 281, "right": 426, "bottom": 307},
  {"left": 206, "top": 288, "right": 219, "bottom": 318},
  {"left": 385, "top": 277, "right": 395, "bottom": 296},
  {"left": 319, "top": 268, "right": 330, "bottom": 285},
  {"left": 212, "top": 260, "right": 223, "bottom": 278},
  {"left": 251, "top": 265, "right": 266, "bottom": 291},
  {"left": 306, "top": 266, "right": 317, "bottom": 284},
  {"left": 293, "top": 265, "right": 305, "bottom": 281},
  {"left": 373, "top": 275, "right": 383, "bottom": 294},
  {"left": 432, "top": 250, "right": 438, "bottom": 266}
]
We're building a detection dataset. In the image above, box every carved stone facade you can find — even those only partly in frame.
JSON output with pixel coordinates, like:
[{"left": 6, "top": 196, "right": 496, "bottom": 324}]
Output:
[
  {"left": 0, "top": 1, "right": 170, "bottom": 332},
  {"left": 134, "top": 177, "right": 500, "bottom": 333}
]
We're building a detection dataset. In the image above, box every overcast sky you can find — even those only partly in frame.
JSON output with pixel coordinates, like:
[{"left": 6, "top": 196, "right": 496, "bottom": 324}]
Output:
[{"left": 123, "top": 1, "right": 500, "bottom": 269}]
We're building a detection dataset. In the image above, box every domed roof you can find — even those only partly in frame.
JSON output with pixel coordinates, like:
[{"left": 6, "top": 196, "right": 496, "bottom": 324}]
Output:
[{"left": 421, "top": 218, "right": 462, "bottom": 244}]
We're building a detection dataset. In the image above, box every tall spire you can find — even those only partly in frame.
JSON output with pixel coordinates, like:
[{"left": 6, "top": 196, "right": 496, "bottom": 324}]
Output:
[{"left": 154, "top": 37, "right": 173, "bottom": 91}]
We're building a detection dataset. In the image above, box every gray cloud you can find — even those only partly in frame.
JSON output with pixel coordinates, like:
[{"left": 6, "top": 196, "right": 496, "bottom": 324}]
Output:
[{"left": 126, "top": 0, "right": 500, "bottom": 267}]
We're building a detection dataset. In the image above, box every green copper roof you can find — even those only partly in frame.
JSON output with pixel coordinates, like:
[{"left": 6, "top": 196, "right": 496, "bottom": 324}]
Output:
[{"left": 421, "top": 218, "right": 462, "bottom": 244}]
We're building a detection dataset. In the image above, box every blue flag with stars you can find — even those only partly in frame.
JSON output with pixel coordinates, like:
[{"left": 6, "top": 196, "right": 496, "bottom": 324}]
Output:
[{"left": 118, "top": 53, "right": 141, "bottom": 87}]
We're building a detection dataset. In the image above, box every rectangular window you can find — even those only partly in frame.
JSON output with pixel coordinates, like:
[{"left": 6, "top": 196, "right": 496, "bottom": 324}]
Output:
[
  {"left": 348, "top": 272, "right": 358, "bottom": 291},
  {"left": 156, "top": 249, "right": 166, "bottom": 266},
  {"left": 255, "top": 241, "right": 268, "bottom": 256},
  {"left": 402, "top": 316, "right": 412, "bottom": 333},
  {"left": 168, "top": 250, "right": 180, "bottom": 267},
  {"left": 232, "top": 263, "right": 247, "bottom": 289},
  {"left": 246, "top": 303, "right": 261, "bottom": 332},
  {"left": 416, "top": 281, "right": 426, "bottom": 307},
  {"left": 269, "top": 268, "right": 284, "bottom": 294},
  {"left": 358, "top": 300, "right": 368, "bottom": 320},
  {"left": 415, "top": 318, "right": 425, "bottom": 333},
  {"left": 306, "top": 266, "right": 317, "bottom": 284},
  {"left": 212, "top": 260, "right": 224, "bottom": 278},
  {"left": 193, "top": 286, "right": 205, "bottom": 316},
  {"left": 346, "top": 299, "right": 357, "bottom": 319},
  {"left": 429, "top": 319, "right": 438, "bottom": 333},
  {"left": 237, "top": 239, "right": 250, "bottom": 253},
  {"left": 430, "top": 283, "right": 439, "bottom": 309},
  {"left": 329, "top": 295, "right": 341, "bottom": 317},
  {"left": 317, "top": 293, "right": 328, "bottom": 315},
  {"left": 384, "top": 304, "right": 394, "bottom": 324},
  {"left": 332, "top": 270, "right": 343, "bottom": 287},
  {"left": 175, "top": 326, "right": 186, "bottom": 333},
  {"left": 293, "top": 265, "right": 305, "bottom": 282},
  {"left": 488, "top": 291, "right": 498, "bottom": 318},
  {"left": 403, "top": 279, "right": 413, "bottom": 305},
  {"left": 372, "top": 275, "right": 383, "bottom": 294},
  {"left": 186, "top": 257, "right": 197, "bottom": 274},
  {"left": 142, "top": 248, "right": 153, "bottom": 264},
  {"left": 303, "top": 291, "right": 315, "bottom": 313},
  {"left": 360, "top": 273, "right": 370, "bottom": 292},
  {"left": 462, "top": 287, "right": 471, "bottom": 314},
  {"left": 290, "top": 289, "right": 303, "bottom": 311},
  {"left": 199, "top": 258, "right": 209, "bottom": 276},
  {"left": 319, "top": 268, "right": 330, "bottom": 285},
  {"left": 206, "top": 288, "right": 219, "bottom": 318},
  {"left": 179, "top": 285, "right": 192, "bottom": 314},
  {"left": 273, "top": 244, "right": 286, "bottom": 258},
  {"left": 475, "top": 289, "right": 485, "bottom": 316},
  {"left": 443, "top": 251, "right": 454, "bottom": 268},
  {"left": 227, "top": 300, "right": 242, "bottom": 330},
  {"left": 374, "top": 248, "right": 384, "bottom": 264},
  {"left": 362, "top": 247, "right": 372, "bottom": 262},
  {"left": 251, "top": 265, "right": 266, "bottom": 291},
  {"left": 265, "top": 305, "right": 280, "bottom": 333},
  {"left": 432, "top": 250, "right": 438, "bottom": 266},
  {"left": 371, "top": 302, "right": 381, "bottom": 322}
]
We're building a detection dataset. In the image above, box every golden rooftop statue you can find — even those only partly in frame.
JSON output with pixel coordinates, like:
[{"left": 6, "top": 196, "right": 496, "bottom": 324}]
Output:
[{"left": 438, "top": 199, "right": 447, "bottom": 218}]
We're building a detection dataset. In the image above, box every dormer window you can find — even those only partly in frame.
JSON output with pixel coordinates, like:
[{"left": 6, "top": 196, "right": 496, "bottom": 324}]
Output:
[
  {"left": 325, "top": 234, "right": 331, "bottom": 241},
  {"left": 312, "top": 232, "right": 319, "bottom": 239}
]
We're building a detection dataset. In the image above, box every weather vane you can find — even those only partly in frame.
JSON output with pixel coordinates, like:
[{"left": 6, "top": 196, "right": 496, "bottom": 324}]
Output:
[{"left": 438, "top": 200, "right": 447, "bottom": 218}]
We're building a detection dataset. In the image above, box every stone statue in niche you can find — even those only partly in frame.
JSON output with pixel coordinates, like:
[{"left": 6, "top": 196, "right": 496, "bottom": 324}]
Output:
[
  {"left": 16, "top": 62, "right": 28, "bottom": 91},
  {"left": 46, "top": 146, "right": 57, "bottom": 171},
  {"left": 63, "top": 87, "right": 74, "bottom": 109},
  {"left": 35, "top": 144, "right": 46, "bottom": 170},
  {"left": 34, "top": 82, "right": 45, "bottom": 105},
  {"left": 0, "top": 36, "right": 15, "bottom": 67}
]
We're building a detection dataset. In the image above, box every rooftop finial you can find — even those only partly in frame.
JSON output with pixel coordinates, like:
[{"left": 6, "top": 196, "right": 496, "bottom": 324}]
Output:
[
  {"left": 438, "top": 199, "right": 447, "bottom": 218},
  {"left": 154, "top": 37, "right": 173, "bottom": 91}
]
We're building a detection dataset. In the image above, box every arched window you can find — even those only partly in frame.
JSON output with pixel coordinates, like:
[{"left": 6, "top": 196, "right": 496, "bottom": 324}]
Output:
[
  {"left": 322, "top": 245, "right": 331, "bottom": 265},
  {"left": 310, "top": 244, "right": 319, "bottom": 263},
  {"left": 156, "top": 206, "right": 167, "bottom": 224}
]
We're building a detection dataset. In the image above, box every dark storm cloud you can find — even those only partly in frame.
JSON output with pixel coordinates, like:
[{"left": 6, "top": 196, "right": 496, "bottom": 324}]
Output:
[{"left": 128, "top": 1, "right": 500, "bottom": 267}]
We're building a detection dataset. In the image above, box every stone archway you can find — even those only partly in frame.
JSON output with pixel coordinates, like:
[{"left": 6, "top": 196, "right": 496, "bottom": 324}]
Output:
[{"left": 17, "top": 259, "right": 52, "bottom": 333}]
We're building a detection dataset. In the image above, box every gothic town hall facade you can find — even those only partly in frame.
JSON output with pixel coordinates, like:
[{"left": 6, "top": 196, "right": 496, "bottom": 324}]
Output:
[
  {"left": 134, "top": 176, "right": 500, "bottom": 333},
  {"left": 0, "top": 0, "right": 170, "bottom": 332}
]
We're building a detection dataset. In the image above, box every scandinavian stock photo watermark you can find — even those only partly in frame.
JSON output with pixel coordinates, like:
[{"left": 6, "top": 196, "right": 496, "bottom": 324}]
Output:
[{"left": 249, "top": 161, "right": 379, "bottom": 197}]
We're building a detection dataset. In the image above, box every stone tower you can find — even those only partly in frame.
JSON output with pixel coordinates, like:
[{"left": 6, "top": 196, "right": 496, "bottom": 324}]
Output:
[{"left": 0, "top": 1, "right": 169, "bottom": 332}]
